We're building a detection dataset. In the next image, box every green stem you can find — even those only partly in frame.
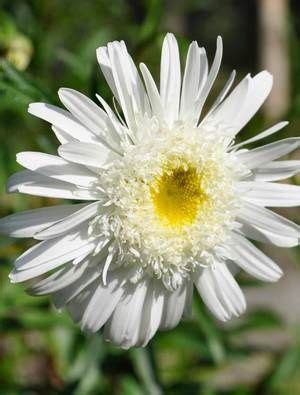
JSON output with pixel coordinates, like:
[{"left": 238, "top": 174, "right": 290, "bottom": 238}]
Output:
[
  {"left": 131, "top": 345, "right": 163, "bottom": 395},
  {"left": 193, "top": 296, "right": 226, "bottom": 365}
]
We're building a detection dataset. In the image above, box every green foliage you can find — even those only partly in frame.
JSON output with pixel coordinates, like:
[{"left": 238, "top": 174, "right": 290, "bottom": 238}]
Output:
[{"left": 0, "top": 1, "right": 300, "bottom": 394}]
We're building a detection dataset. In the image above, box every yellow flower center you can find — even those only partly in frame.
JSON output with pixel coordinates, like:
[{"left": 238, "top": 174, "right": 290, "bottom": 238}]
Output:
[{"left": 151, "top": 164, "right": 206, "bottom": 228}]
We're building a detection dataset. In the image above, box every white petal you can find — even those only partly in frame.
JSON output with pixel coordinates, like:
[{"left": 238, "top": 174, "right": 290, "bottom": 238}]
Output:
[
  {"left": 253, "top": 160, "right": 300, "bottom": 181},
  {"left": 183, "top": 282, "right": 193, "bottom": 318},
  {"left": 58, "top": 88, "right": 124, "bottom": 155},
  {"left": 52, "top": 126, "right": 77, "bottom": 144},
  {"left": 52, "top": 245, "right": 109, "bottom": 307},
  {"left": 198, "top": 47, "right": 208, "bottom": 91},
  {"left": 7, "top": 170, "right": 44, "bottom": 193},
  {"left": 193, "top": 267, "right": 230, "bottom": 321},
  {"left": 182, "top": 46, "right": 208, "bottom": 124},
  {"left": 105, "top": 42, "right": 138, "bottom": 131},
  {"left": 95, "top": 94, "right": 129, "bottom": 145},
  {"left": 202, "top": 70, "right": 236, "bottom": 121},
  {"left": 80, "top": 269, "right": 126, "bottom": 332},
  {"left": 16, "top": 152, "right": 98, "bottom": 187},
  {"left": 66, "top": 281, "right": 99, "bottom": 323},
  {"left": 102, "top": 243, "right": 117, "bottom": 286},
  {"left": 180, "top": 41, "right": 201, "bottom": 120},
  {"left": 159, "top": 281, "right": 188, "bottom": 330},
  {"left": 28, "top": 103, "right": 96, "bottom": 142},
  {"left": 96, "top": 46, "right": 119, "bottom": 100},
  {"left": 234, "top": 71, "right": 273, "bottom": 134},
  {"left": 228, "top": 232, "right": 283, "bottom": 282},
  {"left": 58, "top": 88, "right": 107, "bottom": 134},
  {"left": 58, "top": 141, "right": 115, "bottom": 168},
  {"left": 98, "top": 41, "right": 150, "bottom": 115},
  {"left": 233, "top": 121, "right": 288, "bottom": 149},
  {"left": 237, "top": 138, "right": 300, "bottom": 169},
  {"left": 7, "top": 170, "right": 95, "bottom": 200},
  {"left": 239, "top": 181, "right": 300, "bottom": 207},
  {"left": 10, "top": 228, "right": 95, "bottom": 282},
  {"left": 196, "top": 36, "right": 223, "bottom": 120},
  {"left": 160, "top": 33, "right": 181, "bottom": 125},
  {"left": 204, "top": 74, "right": 250, "bottom": 131},
  {"left": 53, "top": 264, "right": 103, "bottom": 309},
  {"left": 137, "top": 280, "right": 164, "bottom": 347},
  {"left": 35, "top": 201, "right": 102, "bottom": 240},
  {"left": 238, "top": 222, "right": 299, "bottom": 247},
  {"left": 118, "top": 41, "right": 151, "bottom": 116},
  {"left": 0, "top": 203, "right": 87, "bottom": 238},
  {"left": 28, "top": 260, "right": 90, "bottom": 295},
  {"left": 211, "top": 262, "right": 246, "bottom": 316},
  {"left": 104, "top": 279, "right": 148, "bottom": 348},
  {"left": 12, "top": 243, "right": 95, "bottom": 284},
  {"left": 140, "top": 63, "right": 164, "bottom": 122},
  {"left": 238, "top": 201, "right": 300, "bottom": 239}
]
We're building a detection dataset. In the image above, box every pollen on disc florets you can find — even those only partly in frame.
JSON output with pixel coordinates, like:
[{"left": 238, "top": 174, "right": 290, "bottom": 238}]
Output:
[
  {"left": 95, "top": 123, "right": 245, "bottom": 289},
  {"left": 150, "top": 164, "right": 205, "bottom": 228}
]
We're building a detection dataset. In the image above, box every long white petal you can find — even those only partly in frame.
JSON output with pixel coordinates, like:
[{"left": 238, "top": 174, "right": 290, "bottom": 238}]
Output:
[
  {"left": 228, "top": 232, "right": 283, "bottom": 282},
  {"left": 193, "top": 267, "right": 230, "bottom": 321},
  {"left": 140, "top": 63, "right": 164, "bottom": 122},
  {"left": 58, "top": 141, "right": 115, "bottom": 168},
  {"left": 10, "top": 228, "right": 95, "bottom": 282},
  {"left": 238, "top": 201, "right": 300, "bottom": 239},
  {"left": 160, "top": 33, "right": 181, "bottom": 125},
  {"left": 104, "top": 279, "right": 148, "bottom": 348},
  {"left": 237, "top": 138, "right": 300, "bottom": 169},
  {"left": 238, "top": 221, "right": 299, "bottom": 247},
  {"left": 159, "top": 281, "right": 188, "bottom": 330},
  {"left": 180, "top": 41, "right": 201, "bottom": 120},
  {"left": 202, "top": 70, "right": 236, "bottom": 121},
  {"left": 58, "top": 88, "right": 107, "bottom": 134},
  {"left": 239, "top": 181, "right": 300, "bottom": 207},
  {"left": 95, "top": 94, "right": 130, "bottom": 146},
  {"left": 58, "top": 88, "right": 122, "bottom": 153},
  {"left": 80, "top": 269, "right": 125, "bottom": 332},
  {"left": 253, "top": 160, "right": 300, "bottom": 181},
  {"left": 52, "top": 246, "right": 109, "bottom": 307},
  {"left": 0, "top": 203, "right": 87, "bottom": 238},
  {"left": 196, "top": 36, "right": 223, "bottom": 120},
  {"left": 233, "top": 121, "right": 288, "bottom": 149},
  {"left": 183, "top": 281, "right": 193, "bottom": 318},
  {"left": 66, "top": 281, "right": 100, "bottom": 323},
  {"left": 28, "top": 260, "right": 90, "bottom": 295},
  {"left": 105, "top": 41, "right": 137, "bottom": 131},
  {"left": 211, "top": 261, "right": 246, "bottom": 316},
  {"left": 234, "top": 71, "right": 273, "bottom": 134},
  {"left": 137, "top": 280, "right": 164, "bottom": 347},
  {"left": 28, "top": 103, "right": 96, "bottom": 142},
  {"left": 35, "top": 201, "right": 102, "bottom": 240},
  {"left": 7, "top": 170, "right": 95, "bottom": 200},
  {"left": 96, "top": 46, "right": 119, "bottom": 100},
  {"left": 198, "top": 47, "right": 208, "bottom": 92},
  {"left": 119, "top": 41, "right": 150, "bottom": 116},
  {"left": 203, "top": 74, "right": 250, "bottom": 131},
  {"left": 97, "top": 42, "right": 149, "bottom": 117},
  {"left": 53, "top": 264, "right": 103, "bottom": 309},
  {"left": 52, "top": 125, "right": 77, "bottom": 144},
  {"left": 16, "top": 151, "right": 98, "bottom": 187}
]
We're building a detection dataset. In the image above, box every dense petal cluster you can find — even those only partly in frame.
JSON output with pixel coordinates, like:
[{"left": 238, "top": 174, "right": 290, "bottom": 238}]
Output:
[{"left": 1, "top": 33, "right": 300, "bottom": 348}]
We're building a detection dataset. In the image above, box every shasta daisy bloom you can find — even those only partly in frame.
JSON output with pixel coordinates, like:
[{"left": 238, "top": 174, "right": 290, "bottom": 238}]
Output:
[{"left": 1, "top": 33, "right": 300, "bottom": 348}]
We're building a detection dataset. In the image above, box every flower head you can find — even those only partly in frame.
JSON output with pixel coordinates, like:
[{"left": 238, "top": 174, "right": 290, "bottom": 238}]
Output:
[{"left": 1, "top": 33, "right": 300, "bottom": 348}]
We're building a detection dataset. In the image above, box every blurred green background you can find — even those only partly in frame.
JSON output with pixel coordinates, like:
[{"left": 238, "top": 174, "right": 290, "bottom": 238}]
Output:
[{"left": 1, "top": 0, "right": 300, "bottom": 394}]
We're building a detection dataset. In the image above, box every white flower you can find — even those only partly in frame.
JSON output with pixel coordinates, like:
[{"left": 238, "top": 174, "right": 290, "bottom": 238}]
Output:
[{"left": 1, "top": 33, "right": 300, "bottom": 348}]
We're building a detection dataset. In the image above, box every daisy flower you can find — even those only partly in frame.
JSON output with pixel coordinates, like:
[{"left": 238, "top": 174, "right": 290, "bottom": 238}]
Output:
[{"left": 1, "top": 33, "right": 300, "bottom": 349}]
